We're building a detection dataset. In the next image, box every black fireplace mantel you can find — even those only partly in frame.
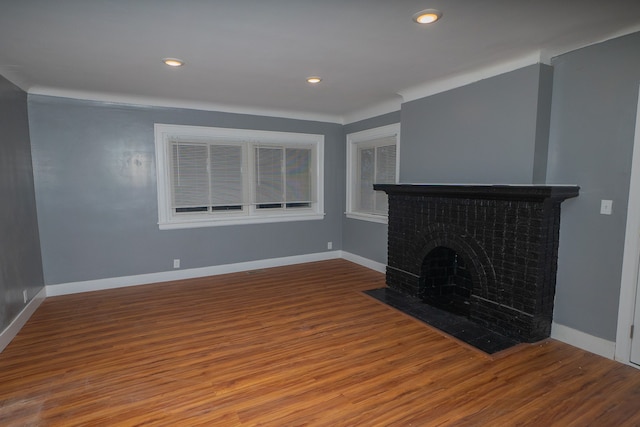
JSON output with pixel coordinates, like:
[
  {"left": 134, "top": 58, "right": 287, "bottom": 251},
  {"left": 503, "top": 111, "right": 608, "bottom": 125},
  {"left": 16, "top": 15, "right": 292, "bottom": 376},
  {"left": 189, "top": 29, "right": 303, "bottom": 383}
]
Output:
[
  {"left": 374, "top": 184, "right": 579, "bottom": 202},
  {"left": 374, "top": 183, "right": 579, "bottom": 343}
]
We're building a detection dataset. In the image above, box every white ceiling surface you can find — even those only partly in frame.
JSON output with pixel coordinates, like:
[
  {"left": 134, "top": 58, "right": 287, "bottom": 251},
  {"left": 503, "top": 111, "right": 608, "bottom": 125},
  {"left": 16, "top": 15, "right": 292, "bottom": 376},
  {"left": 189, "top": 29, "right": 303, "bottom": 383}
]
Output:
[{"left": 1, "top": 1, "right": 640, "bottom": 124}]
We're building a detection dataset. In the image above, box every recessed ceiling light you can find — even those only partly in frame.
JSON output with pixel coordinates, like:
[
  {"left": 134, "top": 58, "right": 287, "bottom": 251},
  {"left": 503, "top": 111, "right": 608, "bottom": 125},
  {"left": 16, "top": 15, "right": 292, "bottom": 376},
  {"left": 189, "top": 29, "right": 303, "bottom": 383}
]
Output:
[
  {"left": 412, "top": 9, "right": 442, "bottom": 24},
  {"left": 163, "top": 58, "right": 184, "bottom": 67},
  {"left": 306, "top": 76, "right": 322, "bottom": 84}
]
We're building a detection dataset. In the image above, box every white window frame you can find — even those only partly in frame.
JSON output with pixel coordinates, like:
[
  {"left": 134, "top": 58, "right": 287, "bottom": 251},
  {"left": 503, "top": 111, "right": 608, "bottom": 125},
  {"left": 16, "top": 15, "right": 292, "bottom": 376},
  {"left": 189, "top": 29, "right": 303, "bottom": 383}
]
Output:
[
  {"left": 346, "top": 123, "right": 400, "bottom": 224},
  {"left": 155, "top": 124, "right": 324, "bottom": 229}
]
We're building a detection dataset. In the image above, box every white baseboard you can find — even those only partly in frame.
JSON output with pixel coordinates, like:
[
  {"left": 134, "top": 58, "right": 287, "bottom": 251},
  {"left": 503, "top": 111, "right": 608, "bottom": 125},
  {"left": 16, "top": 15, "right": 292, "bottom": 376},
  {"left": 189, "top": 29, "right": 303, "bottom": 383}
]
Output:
[
  {"left": 340, "top": 251, "right": 387, "bottom": 273},
  {"left": 0, "top": 288, "right": 47, "bottom": 353},
  {"left": 551, "top": 322, "right": 616, "bottom": 359},
  {"left": 11, "top": 256, "right": 619, "bottom": 364},
  {"left": 46, "top": 251, "right": 343, "bottom": 296}
]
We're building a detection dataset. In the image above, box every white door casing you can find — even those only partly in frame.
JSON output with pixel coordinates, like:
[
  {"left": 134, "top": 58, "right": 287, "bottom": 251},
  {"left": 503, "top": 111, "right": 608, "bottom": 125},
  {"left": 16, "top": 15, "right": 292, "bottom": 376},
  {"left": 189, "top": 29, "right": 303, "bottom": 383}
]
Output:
[{"left": 616, "top": 85, "right": 640, "bottom": 366}]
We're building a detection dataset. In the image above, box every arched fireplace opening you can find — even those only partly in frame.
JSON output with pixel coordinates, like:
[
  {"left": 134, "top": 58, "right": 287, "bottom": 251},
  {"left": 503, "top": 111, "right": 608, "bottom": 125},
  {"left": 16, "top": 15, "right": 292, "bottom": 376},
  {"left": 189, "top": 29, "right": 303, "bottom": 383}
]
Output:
[{"left": 420, "top": 246, "right": 473, "bottom": 317}]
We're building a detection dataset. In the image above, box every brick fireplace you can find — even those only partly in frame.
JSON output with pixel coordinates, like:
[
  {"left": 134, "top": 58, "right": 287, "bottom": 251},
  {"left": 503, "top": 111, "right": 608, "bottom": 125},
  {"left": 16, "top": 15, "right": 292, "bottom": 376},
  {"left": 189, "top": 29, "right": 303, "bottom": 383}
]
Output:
[{"left": 374, "top": 184, "right": 579, "bottom": 343}]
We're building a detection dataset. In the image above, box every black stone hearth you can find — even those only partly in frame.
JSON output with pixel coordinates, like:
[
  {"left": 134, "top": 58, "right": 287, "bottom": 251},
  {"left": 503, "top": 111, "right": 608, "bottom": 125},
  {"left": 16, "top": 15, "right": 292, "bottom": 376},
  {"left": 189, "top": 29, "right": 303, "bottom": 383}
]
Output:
[
  {"left": 374, "top": 184, "right": 579, "bottom": 345},
  {"left": 364, "top": 287, "right": 519, "bottom": 354}
]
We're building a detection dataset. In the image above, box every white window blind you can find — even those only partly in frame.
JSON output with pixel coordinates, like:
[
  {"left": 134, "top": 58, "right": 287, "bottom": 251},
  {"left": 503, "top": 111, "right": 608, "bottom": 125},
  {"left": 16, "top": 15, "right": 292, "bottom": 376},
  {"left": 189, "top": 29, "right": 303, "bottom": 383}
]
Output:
[
  {"left": 155, "top": 124, "right": 324, "bottom": 229},
  {"left": 255, "top": 147, "right": 284, "bottom": 206},
  {"left": 346, "top": 123, "right": 399, "bottom": 223},
  {"left": 358, "top": 147, "right": 375, "bottom": 212},
  {"left": 171, "top": 143, "right": 209, "bottom": 211},
  {"left": 357, "top": 137, "right": 397, "bottom": 215},
  {"left": 285, "top": 148, "right": 312, "bottom": 206},
  {"left": 254, "top": 146, "right": 313, "bottom": 208},
  {"left": 374, "top": 143, "right": 396, "bottom": 214},
  {"left": 210, "top": 144, "right": 244, "bottom": 209}
]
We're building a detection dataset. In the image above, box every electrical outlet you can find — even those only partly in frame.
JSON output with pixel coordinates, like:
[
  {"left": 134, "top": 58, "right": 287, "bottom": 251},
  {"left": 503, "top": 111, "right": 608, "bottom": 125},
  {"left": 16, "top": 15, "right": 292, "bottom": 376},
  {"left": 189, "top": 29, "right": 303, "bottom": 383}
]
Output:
[
  {"left": 23, "top": 290, "right": 28, "bottom": 303},
  {"left": 600, "top": 200, "right": 613, "bottom": 215},
  {"left": 327, "top": 241, "right": 333, "bottom": 250},
  {"left": 173, "top": 259, "right": 180, "bottom": 269}
]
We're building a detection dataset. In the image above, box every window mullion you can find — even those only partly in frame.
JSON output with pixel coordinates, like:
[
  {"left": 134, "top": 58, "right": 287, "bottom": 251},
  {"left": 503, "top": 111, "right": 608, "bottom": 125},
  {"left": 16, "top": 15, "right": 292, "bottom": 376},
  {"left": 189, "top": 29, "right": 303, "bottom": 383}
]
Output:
[
  {"left": 282, "top": 147, "right": 287, "bottom": 209},
  {"left": 372, "top": 146, "right": 378, "bottom": 212},
  {"left": 245, "top": 143, "right": 252, "bottom": 214},
  {"left": 207, "top": 144, "right": 212, "bottom": 213}
]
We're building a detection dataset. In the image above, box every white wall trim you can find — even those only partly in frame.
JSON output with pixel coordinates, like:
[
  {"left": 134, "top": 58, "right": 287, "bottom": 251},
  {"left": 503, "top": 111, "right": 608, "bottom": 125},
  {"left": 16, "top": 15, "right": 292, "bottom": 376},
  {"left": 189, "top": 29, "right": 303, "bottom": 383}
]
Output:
[
  {"left": 20, "top": 23, "right": 640, "bottom": 129},
  {"left": 3, "top": 252, "right": 628, "bottom": 365},
  {"left": 0, "top": 288, "right": 47, "bottom": 353},
  {"left": 546, "top": 23, "right": 640, "bottom": 63},
  {"left": 615, "top": 85, "right": 640, "bottom": 365},
  {"left": 551, "top": 322, "right": 616, "bottom": 360},
  {"left": 27, "top": 86, "right": 343, "bottom": 124},
  {"left": 345, "top": 212, "right": 389, "bottom": 224},
  {"left": 340, "top": 251, "right": 386, "bottom": 274},
  {"left": 46, "top": 251, "right": 342, "bottom": 296},
  {"left": 45, "top": 251, "right": 386, "bottom": 297},
  {"left": 343, "top": 97, "right": 403, "bottom": 125},
  {"left": 340, "top": 254, "right": 620, "bottom": 360},
  {"left": 398, "top": 52, "right": 544, "bottom": 104}
]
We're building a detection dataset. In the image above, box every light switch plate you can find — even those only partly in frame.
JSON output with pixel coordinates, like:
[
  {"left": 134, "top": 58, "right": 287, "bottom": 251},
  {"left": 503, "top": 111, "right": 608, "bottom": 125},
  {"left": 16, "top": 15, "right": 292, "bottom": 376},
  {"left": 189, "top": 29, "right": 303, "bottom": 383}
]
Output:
[{"left": 600, "top": 200, "right": 613, "bottom": 215}]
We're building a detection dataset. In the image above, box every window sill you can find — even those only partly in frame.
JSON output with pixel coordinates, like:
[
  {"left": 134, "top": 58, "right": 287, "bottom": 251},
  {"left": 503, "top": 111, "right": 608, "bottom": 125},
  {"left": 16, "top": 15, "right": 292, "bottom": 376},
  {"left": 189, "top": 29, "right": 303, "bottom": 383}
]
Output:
[
  {"left": 159, "top": 212, "right": 326, "bottom": 230},
  {"left": 345, "top": 212, "right": 388, "bottom": 224}
]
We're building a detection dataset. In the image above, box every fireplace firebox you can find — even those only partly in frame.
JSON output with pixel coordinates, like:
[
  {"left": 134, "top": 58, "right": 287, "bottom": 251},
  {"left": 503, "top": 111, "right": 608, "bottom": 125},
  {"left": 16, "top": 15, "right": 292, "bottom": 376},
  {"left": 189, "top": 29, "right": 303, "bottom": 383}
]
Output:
[
  {"left": 420, "top": 246, "right": 473, "bottom": 317},
  {"left": 374, "top": 184, "right": 579, "bottom": 343}
]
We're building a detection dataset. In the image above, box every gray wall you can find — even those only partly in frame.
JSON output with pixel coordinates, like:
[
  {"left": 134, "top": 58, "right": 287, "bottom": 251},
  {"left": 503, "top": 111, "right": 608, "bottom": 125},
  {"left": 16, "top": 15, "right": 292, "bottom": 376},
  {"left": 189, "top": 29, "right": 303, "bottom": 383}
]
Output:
[
  {"left": 400, "top": 64, "right": 553, "bottom": 184},
  {"left": 28, "top": 96, "right": 343, "bottom": 285},
  {"left": 547, "top": 31, "right": 640, "bottom": 340},
  {"left": 0, "top": 76, "right": 44, "bottom": 331},
  {"left": 343, "top": 111, "right": 401, "bottom": 264}
]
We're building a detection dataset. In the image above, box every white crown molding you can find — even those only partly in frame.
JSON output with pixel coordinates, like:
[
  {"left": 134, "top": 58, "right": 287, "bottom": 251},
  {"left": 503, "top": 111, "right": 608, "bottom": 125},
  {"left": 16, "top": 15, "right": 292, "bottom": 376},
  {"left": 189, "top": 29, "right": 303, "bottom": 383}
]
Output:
[
  {"left": 27, "top": 86, "right": 343, "bottom": 124},
  {"left": 398, "top": 51, "right": 545, "bottom": 104},
  {"left": 0, "top": 288, "right": 46, "bottom": 353},
  {"left": 546, "top": 23, "right": 640, "bottom": 62},
  {"left": 350, "top": 25, "right": 640, "bottom": 116},
  {"left": 13, "top": 23, "right": 640, "bottom": 126},
  {"left": 343, "top": 96, "right": 403, "bottom": 125}
]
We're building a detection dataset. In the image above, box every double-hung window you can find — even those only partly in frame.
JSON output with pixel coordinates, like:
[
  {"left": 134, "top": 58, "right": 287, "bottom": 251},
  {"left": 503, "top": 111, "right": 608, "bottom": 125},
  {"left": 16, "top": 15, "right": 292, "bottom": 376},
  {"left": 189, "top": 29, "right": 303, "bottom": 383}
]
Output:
[
  {"left": 155, "top": 124, "right": 324, "bottom": 229},
  {"left": 346, "top": 123, "right": 399, "bottom": 223}
]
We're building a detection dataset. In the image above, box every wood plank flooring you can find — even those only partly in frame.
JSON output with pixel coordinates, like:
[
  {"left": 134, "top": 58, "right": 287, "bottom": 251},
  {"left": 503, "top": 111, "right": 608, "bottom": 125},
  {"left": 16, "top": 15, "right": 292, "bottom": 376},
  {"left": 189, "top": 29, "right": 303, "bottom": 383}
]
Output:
[{"left": 1, "top": 259, "right": 640, "bottom": 426}]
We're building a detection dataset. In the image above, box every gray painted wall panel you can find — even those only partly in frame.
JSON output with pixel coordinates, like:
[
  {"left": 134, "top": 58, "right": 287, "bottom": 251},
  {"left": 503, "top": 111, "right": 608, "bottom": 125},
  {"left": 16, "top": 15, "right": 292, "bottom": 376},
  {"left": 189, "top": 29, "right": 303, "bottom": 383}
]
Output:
[
  {"left": 532, "top": 65, "right": 554, "bottom": 183},
  {"left": 400, "top": 64, "right": 549, "bottom": 184},
  {"left": 28, "top": 96, "right": 343, "bottom": 285},
  {"left": 0, "top": 76, "right": 44, "bottom": 331},
  {"left": 342, "top": 111, "right": 400, "bottom": 264},
  {"left": 547, "top": 32, "right": 640, "bottom": 340}
]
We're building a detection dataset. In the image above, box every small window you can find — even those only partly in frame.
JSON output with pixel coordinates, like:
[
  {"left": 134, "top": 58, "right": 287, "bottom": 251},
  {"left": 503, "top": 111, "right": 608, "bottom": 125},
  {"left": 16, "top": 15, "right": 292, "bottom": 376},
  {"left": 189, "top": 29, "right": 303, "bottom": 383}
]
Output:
[
  {"left": 155, "top": 124, "right": 324, "bottom": 229},
  {"left": 346, "top": 123, "right": 399, "bottom": 223}
]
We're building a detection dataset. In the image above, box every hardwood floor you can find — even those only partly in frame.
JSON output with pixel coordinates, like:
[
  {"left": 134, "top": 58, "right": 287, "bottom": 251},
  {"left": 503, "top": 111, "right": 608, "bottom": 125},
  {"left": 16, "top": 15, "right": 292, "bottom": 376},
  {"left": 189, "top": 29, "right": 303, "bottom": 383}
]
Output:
[{"left": 1, "top": 259, "right": 640, "bottom": 426}]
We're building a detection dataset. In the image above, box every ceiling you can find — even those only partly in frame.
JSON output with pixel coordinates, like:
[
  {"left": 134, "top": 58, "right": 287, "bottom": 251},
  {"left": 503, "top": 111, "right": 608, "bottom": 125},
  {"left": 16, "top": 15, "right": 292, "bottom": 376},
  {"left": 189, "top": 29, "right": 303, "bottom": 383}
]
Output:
[{"left": 1, "top": 0, "right": 640, "bottom": 123}]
